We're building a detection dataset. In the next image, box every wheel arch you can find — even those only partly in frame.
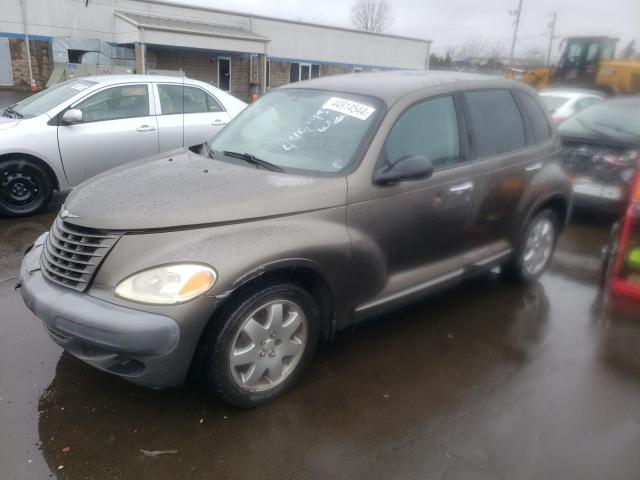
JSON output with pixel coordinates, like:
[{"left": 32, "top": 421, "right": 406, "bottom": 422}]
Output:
[
  {"left": 218, "top": 259, "right": 337, "bottom": 341},
  {"left": 0, "top": 152, "right": 60, "bottom": 192},
  {"left": 522, "top": 192, "right": 570, "bottom": 240}
]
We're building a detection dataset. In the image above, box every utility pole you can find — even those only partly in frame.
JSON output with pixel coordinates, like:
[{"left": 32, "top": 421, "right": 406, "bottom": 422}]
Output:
[
  {"left": 508, "top": 0, "right": 523, "bottom": 69},
  {"left": 546, "top": 13, "right": 558, "bottom": 66}
]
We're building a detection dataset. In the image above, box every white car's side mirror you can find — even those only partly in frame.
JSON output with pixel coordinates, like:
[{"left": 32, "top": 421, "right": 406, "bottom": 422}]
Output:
[{"left": 61, "top": 109, "right": 83, "bottom": 125}]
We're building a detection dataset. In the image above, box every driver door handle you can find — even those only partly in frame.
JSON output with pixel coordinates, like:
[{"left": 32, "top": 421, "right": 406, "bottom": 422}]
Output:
[
  {"left": 136, "top": 125, "right": 156, "bottom": 132},
  {"left": 449, "top": 181, "right": 474, "bottom": 193},
  {"left": 525, "top": 162, "right": 542, "bottom": 172},
  {"left": 211, "top": 119, "right": 226, "bottom": 126}
]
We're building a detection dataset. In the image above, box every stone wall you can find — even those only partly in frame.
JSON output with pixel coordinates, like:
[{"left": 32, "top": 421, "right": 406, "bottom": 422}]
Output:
[
  {"left": 269, "top": 60, "right": 290, "bottom": 89},
  {"left": 320, "top": 64, "right": 353, "bottom": 77},
  {"left": 148, "top": 47, "right": 251, "bottom": 101},
  {"left": 8, "top": 38, "right": 51, "bottom": 90}
]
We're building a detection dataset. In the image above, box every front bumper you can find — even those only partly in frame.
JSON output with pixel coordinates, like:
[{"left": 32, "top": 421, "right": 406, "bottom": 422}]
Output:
[{"left": 19, "top": 235, "right": 193, "bottom": 388}]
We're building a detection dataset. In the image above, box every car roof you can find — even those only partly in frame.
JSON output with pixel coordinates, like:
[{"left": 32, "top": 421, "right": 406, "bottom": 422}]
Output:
[
  {"left": 601, "top": 95, "right": 640, "bottom": 106},
  {"left": 540, "top": 89, "right": 604, "bottom": 100},
  {"left": 281, "top": 70, "right": 526, "bottom": 105},
  {"left": 76, "top": 74, "right": 207, "bottom": 87}
]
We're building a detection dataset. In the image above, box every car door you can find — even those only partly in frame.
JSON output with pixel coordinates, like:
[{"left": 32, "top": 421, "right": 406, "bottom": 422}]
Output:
[
  {"left": 463, "top": 89, "right": 546, "bottom": 266},
  {"left": 57, "top": 83, "right": 159, "bottom": 186},
  {"left": 347, "top": 94, "right": 474, "bottom": 316},
  {"left": 155, "top": 84, "right": 231, "bottom": 151}
]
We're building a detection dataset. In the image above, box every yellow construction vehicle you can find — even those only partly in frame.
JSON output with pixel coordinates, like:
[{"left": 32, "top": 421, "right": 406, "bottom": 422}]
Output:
[{"left": 506, "top": 36, "right": 640, "bottom": 95}]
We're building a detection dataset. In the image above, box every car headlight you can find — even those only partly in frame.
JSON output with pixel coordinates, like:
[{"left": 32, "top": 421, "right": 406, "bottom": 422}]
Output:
[{"left": 114, "top": 264, "right": 217, "bottom": 305}]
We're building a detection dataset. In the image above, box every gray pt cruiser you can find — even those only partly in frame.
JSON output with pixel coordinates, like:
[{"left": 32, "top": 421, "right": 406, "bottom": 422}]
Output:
[{"left": 19, "top": 71, "right": 571, "bottom": 407}]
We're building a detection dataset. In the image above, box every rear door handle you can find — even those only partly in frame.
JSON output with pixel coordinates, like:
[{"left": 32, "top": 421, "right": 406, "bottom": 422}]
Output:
[
  {"left": 449, "top": 181, "right": 474, "bottom": 193},
  {"left": 211, "top": 119, "right": 226, "bottom": 126},
  {"left": 136, "top": 125, "right": 156, "bottom": 132},
  {"left": 525, "top": 162, "right": 542, "bottom": 172}
]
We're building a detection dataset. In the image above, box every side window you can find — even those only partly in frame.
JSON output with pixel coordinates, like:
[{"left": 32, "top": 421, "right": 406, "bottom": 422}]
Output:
[
  {"left": 515, "top": 91, "right": 552, "bottom": 144},
  {"left": 464, "top": 90, "right": 526, "bottom": 157},
  {"left": 385, "top": 96, "right": 461, "bottom": 171},
  {"left": 158, "top": 85, "right": 224, "bottom": 114},
  {"left": 75, "top": 85, "right": 149, "bottom": 122}
]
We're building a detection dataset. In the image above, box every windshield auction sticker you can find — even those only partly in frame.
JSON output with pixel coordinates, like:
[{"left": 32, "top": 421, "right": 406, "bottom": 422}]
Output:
[{"left": 322, "top": 97, "right": 375, "bottom": 120}]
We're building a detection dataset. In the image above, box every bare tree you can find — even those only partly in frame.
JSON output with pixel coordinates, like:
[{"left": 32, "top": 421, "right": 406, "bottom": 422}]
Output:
[
  {"left": 454, "top": 37, "right": 488, "bottom": 60},
  {"left": 350, "top": 0, "right": 394, "bottom": 33},
  {"left": 486, "top": 41, "right": 507, "bottom": 61},
  {"left": 521, "top": 46, "right": 545, "bottom": 67}
]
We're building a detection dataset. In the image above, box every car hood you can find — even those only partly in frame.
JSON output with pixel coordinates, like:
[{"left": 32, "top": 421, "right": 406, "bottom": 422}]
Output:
[
  {"left": 63, "top": 149, "right": 347, "bottom": 231},
  {"left": 0, "top": 116, "right": 21, "bottom": 130}
]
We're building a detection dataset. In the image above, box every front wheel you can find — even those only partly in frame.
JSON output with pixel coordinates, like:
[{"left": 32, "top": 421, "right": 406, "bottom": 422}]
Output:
[
  {"left": 503, "top": 210, "right": 558, "bottom": 283},
  {"left": 0, "top": 159, "right": 53, "bottom": 217},
  {"left": 199, "top": 282, "right": 320, "bottom": 408}
]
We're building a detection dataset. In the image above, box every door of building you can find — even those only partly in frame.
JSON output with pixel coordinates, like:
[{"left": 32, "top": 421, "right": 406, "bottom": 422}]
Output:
[{"left": 218, "top": 57, "right": 230, "bottom": 91}]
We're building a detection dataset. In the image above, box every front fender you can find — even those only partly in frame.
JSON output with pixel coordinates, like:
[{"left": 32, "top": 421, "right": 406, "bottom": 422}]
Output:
[{"left": 92, "top": 207, "right": 352, "bottom": 322}]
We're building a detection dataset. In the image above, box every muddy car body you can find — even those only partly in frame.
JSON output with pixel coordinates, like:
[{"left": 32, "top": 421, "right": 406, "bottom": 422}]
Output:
[{"left": 19, "top": 71, "right": 571, "bottom": 407}]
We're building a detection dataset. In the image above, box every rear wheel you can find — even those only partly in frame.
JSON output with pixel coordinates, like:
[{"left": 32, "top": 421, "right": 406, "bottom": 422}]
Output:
[
  {"left": 199, "top": 282, "right": 320, "bottom": 408},
  {"left": 0, "top": 159, "right": 53, "bottom": 217},
  {"left": 503, "top": 210, "right": 558, "bottom": 283}
]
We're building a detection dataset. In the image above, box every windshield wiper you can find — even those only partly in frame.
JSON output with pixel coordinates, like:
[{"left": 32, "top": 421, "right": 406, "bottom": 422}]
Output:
[
  {"left": 2, "top": 104, "right": 23, "bottom": 119},
  {"left": 222, "top": 151, "right": 283, "bottom": 172}
]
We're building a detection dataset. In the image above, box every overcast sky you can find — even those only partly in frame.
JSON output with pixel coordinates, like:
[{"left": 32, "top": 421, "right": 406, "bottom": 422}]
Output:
[{"left": 172, "top": 0, "right": 639, "bottom": 59}]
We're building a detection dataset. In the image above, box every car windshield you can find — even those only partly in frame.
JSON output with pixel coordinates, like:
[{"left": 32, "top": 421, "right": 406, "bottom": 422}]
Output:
[
  {"left": 541, "top": 95, "right": 570, "bottom": 111},
  {"left": 208, "top": 89, "right": 382, "bottom": 174},
  {"left": 11, "top": 79, "right": 97, "bottom": 117},
  {"left": 559, "top": 101, "right": 640, "bottom": 141}
]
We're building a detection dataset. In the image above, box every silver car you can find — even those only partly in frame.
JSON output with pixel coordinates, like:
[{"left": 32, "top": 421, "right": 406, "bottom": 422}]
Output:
[{"left": 0, "top": 75, "right": 246, "bottom": 217}]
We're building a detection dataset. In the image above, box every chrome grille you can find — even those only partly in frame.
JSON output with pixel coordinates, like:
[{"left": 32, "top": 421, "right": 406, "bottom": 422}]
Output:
[{"left": 40, "top": 216, "right": 119, "bottom": 292}]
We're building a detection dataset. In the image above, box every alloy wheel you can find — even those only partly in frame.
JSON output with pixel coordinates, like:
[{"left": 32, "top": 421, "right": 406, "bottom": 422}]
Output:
[
  {"left": 522, "top": 217, "right": 555, "bottom": 277},
  {"left": 229, "top": 300, "right": 307, "bottom": 392}
]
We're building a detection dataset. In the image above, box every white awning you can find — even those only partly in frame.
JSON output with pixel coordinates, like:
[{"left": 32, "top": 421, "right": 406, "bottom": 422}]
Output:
[{"left": 114, "top": 11, "right": 270, "bottom": 54}]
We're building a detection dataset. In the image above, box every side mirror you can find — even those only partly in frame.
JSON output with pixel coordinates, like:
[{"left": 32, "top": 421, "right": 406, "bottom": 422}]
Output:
[
  {"left": 61, "top": 108, "right": 83, "bottom": 125},
  {"left": 374, "top": 155, "right": 434, "bottom": 185}
]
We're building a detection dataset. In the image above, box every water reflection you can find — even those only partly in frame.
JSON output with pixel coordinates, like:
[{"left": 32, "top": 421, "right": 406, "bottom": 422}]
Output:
[
  {"left": 37, "top": 276, "right": 550, "bottom": 479},
  {"left": 594, "top": 298, "right": 640, "bottom": 380}
]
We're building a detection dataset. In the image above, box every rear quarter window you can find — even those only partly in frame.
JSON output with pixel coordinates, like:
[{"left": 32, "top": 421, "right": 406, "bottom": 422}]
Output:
[
  {"left": 515, "top": 91, "right": 553, "bottom": 144},
  {"left": 464, "top": 90, "right": 526, "bottom": 158}
]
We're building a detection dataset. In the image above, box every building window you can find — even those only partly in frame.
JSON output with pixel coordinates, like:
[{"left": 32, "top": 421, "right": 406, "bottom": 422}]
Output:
[
  {"left": 266, "top": 60, "right": 270, "bottom": 88},
  {"left": 290, "top": 62, "right": 320, "bottom": 83}
]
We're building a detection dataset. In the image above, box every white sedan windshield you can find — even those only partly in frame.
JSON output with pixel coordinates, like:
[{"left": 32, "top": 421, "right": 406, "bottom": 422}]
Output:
[
  {"left": 209, "top": 89, "right": 382, "bottom": 173},
  {"left": 12, "top": 79, "right": 97, "bottom": 117}
]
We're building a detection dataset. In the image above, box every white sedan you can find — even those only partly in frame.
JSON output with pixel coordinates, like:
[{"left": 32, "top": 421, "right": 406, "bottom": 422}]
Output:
[
  {"left": 0, "top": 75, "right": 246, "bottom": 216},
  {"left": 539, "top": 89, "right": 604, "bottom": 125}
]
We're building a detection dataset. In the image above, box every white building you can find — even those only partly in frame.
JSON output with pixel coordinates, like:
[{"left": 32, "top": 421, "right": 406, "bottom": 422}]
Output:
[{"left": 0, "top": 0, "right": 432, "bottom": 100}]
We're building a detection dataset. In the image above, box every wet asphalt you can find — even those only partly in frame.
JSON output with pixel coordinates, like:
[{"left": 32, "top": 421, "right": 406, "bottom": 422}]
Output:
[
  {"left": 1, "top": 197, "right": 640, "bottom": 480},
  {"left": 1, "top": 91, "right": 640, "bottom": 479}
]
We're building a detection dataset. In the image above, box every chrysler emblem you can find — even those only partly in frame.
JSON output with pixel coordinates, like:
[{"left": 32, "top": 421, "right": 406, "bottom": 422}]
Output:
[{"left": 60, "top": 207, "right": 79, "bottom": 219}]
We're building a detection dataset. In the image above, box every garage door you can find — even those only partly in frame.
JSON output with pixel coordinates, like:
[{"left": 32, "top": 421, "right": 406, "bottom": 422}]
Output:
[{"left": 0, "top": 38, "right": 13, "bottom": 86}]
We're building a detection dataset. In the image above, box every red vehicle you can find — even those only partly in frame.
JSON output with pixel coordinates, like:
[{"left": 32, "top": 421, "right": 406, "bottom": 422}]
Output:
[{"left": 603, "top": 165, "right": 640, "bottom": 301}]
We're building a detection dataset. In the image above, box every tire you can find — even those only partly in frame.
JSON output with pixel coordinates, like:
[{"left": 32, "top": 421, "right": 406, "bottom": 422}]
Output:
[
  {"left": 199, "top": 282, "right": 320, "bottom": 408},
  {"left": 0, "top": 158, "right": 53, "bottom": 217},
  {"left": 502, "top": 209, "right": 559, "bottom": 284}
]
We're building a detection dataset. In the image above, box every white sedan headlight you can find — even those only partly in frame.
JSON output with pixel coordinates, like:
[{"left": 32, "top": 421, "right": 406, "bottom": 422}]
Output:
[{"left": 114, "top": 264, "right": 217, "bottom": 305}]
